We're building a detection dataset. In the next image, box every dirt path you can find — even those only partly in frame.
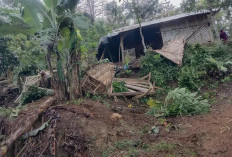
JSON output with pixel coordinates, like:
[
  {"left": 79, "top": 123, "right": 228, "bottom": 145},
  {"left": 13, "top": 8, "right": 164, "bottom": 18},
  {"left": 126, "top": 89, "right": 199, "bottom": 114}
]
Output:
[{"left": 165, "top": 81, "right": 232, "bottom": 157}]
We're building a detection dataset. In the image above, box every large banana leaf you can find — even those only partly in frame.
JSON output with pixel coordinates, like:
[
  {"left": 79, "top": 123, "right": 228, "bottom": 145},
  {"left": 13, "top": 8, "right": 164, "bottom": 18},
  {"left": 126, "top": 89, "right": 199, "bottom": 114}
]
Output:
[
  {"left": 0, "top": 13, "right": 34, "bottom": 35},
  {"left": 22, "top": 7, "right": 41, "bottom": 30},
  {"left": 0, "top": 24, "right": 33, "bottom": 35},
  {"left": 43, "top": 0, "right": 58, "bottom": 11}
]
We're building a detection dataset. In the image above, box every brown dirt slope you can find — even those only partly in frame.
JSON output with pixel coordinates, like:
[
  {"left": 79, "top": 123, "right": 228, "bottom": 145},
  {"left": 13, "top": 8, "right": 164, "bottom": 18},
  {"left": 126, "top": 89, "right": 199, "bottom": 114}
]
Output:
[{"left": 1, "top": 81, "right": 232, "bottom": 157}]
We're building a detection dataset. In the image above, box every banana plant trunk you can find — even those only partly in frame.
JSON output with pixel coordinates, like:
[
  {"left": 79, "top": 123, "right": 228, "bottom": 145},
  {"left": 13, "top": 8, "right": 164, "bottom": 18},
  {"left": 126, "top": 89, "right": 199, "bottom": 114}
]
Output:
[
  {"left": 53, "top": 54, "right": 68, "bottom": 101},
  {"left": 68, "top": 51, "right": 81, "bottom": 100}
]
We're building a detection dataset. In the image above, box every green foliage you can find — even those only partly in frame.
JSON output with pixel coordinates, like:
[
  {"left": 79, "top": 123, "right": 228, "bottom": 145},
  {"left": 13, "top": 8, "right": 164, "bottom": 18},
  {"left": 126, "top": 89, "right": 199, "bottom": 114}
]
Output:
[
  {"left": 147, "top": 88, "right": 210, "bottom": 117},
  {"left": 164, "top": 88, "right": 210, "bottom": 116},
  {"left": 20, "top": 86, "right": 54, "bottom": 105},
  {"left": 221, "top": 74, "right": 232, "bottom": 83},
  {"left": 155, "top": 142, "right": 177, "bottom": 152},
  {"left": 115, "top": 140, "right": 133, "bottom": 150},
  {"left": 0, "top": 107, "right": 13, "bottom": 117},
  {"left": 113, "top": 81, "right": 128, "bottom": 93},
  {"left": 68, "top": 98, "right": 84, "bottom": 105},
  {"left": 7, "top": 34, "right": 46, "bottom": 76},
  {"left": 178, "top": 66, "right": 205, "bottom": 90},
  {"left": 0, "top": 107, "right": 21, "bottom": 117},
  {"left": 146, "top": 98, "right": 164, "bottom": 116},
  {"left": 0, "top": 36, "right": 19, "bottom": 75},
  {"left": 178, "top": 44, "right": 208, "bottom": 90},
  {"left": 140, "top": 53, "right": 179, "bottom": 87},
  {"left": 141, "top": 43, "right": 232, "bottom": 90}
]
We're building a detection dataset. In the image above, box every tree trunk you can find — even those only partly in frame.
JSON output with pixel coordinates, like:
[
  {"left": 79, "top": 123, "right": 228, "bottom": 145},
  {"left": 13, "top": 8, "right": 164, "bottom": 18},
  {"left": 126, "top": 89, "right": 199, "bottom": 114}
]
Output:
[
  {"left": 139, "top": 22, "right": 146, "bottom": 51},
  {"left": 68, "top": 51, "right": 81, "bottom": 100},
  {"left": 54, "top": 54, "right": 68, "bottom": 101},
  {"left": 136, "top": 13, "right": 146, "bottom": 51}
]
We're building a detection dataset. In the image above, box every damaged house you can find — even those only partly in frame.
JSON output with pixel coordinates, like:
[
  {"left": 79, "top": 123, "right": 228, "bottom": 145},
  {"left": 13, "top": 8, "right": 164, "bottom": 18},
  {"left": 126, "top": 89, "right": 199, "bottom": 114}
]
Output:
[{"left": 97, "top": 11, "right": 215, "bottom": 65}]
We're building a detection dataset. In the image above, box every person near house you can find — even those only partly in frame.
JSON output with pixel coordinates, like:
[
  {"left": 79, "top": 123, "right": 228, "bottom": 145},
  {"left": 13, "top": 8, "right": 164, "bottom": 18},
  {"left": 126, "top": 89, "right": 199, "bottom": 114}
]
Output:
[{"left": 220, "top": 30, "right": 228, "bottom": 41}]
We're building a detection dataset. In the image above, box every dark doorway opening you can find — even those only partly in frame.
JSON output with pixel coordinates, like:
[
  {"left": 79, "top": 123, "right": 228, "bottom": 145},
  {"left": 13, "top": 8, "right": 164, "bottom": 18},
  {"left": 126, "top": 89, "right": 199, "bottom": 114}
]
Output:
[{"left": 97, "top": 25, "right": 163, "bottom": 62}]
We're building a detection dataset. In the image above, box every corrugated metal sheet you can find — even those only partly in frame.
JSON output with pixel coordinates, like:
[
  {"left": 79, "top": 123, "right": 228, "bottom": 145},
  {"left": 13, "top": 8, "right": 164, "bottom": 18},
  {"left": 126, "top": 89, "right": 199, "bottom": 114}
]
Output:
[{"left": 98, "top": 11, "right": 211, "bottom": 47}]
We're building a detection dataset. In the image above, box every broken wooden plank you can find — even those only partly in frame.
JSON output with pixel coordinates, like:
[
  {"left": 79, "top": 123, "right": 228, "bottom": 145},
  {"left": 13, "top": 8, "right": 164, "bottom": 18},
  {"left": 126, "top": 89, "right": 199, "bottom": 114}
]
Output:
[
  {"left": 133, "top": 88, "right": 153, "bottom": 100},
  {"left": 124, "top": 84, "right": 148, "bottom": 92},
  {"left": 108, "top": 91, "right": 155, "bottom": 96},
  {"left": 128, "top": 83, "right": 150, "bottom": 89},
  {"left": 128, "top": 89, "right": 137, "bottom": 92},
  {"left": 113, "top": 78, "right": 149, "bottom": 85}
]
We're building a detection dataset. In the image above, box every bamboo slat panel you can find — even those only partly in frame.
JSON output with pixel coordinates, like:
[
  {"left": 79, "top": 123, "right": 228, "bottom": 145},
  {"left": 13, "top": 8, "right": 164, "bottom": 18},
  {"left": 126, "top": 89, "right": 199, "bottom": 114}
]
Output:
[{"left": 155, "top": 38, "right": 186, "bottom": 65}]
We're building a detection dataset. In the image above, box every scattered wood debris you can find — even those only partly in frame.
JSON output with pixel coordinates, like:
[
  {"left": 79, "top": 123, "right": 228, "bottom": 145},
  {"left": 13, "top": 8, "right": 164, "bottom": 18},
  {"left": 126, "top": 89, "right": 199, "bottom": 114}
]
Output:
[
  {"left": 108, "top": 73, "right": 162, "bottom": 100},
  {"left": 81, "top": 63, "right": 115, "bottom": 94}
]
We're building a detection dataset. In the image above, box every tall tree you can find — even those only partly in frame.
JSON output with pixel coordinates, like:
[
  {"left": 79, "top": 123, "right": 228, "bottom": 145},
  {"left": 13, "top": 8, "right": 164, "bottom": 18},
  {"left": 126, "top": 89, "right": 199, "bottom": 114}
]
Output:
[
  {"left": 104, "top": 1, "right": 127, "bottom": 28},
  {"left": 78, "top": 0, "right": 105, "bottom": 24}
]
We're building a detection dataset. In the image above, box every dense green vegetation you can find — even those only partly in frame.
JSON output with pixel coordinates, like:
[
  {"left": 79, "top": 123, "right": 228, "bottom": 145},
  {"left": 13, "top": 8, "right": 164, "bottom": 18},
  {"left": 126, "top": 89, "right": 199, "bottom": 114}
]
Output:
[
  {"left": 141, "top": 43, "right": 232, "bottom": 90},
  {"left": 147, "top": 88, "right": 210, "bottom": 117}
]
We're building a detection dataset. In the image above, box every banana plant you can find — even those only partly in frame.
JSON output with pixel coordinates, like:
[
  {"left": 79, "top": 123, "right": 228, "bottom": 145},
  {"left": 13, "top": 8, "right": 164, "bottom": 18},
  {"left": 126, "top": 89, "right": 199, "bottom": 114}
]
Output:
[{"left": 0, "top": 0, "right": 82, "bottom": 100}]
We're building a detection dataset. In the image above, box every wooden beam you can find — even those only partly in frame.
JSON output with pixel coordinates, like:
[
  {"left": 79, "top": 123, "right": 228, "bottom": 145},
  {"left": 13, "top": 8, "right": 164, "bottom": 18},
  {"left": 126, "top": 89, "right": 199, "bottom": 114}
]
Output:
[
  {"left": 100, "top": 49, "right": 106, "bottom": 60},
  {"left": 125, "top": 84, "right": 148, "bottom": 92},
  {"left": 120, "top": 34, "right": 125, "bottom": 64},
  {"left": 108, "top": 91, "right": 155, "bottom": 96}
]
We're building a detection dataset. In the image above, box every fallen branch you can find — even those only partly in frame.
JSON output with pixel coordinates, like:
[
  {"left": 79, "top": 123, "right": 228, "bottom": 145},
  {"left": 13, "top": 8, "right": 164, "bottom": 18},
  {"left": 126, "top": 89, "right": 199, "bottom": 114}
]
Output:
[{"left": 0, "top": 97, "right": 56, "bottom": 157}]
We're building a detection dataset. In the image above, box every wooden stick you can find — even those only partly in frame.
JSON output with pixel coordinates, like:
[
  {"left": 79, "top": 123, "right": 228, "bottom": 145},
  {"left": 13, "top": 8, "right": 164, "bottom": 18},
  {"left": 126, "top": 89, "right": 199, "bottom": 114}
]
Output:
[
  {"left": 133, "top": 88, "right": 152, "bottom": 100},
  {"left": 125, "top": 84, "right": 148, "bottom": 92},
  {"left": 0, "top": 97, "right": 56, "bottom": 157},
  {"left": 127, "top": 83, "right": 150, "bottom": 89},
  {"left": 114, "top": 96, "right": 119, "bottom": 102},
  {"left": 109, "top": 91, "right": 155, "bottom": 96},
  {"left": 128, "top": 89, "right": 136, "bottom": 92}
]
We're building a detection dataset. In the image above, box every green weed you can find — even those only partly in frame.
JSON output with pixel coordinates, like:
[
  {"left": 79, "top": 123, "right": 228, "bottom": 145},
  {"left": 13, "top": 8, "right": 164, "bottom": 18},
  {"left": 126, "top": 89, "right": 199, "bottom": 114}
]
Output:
[
  {"left": 115, "top": 140, "right": 133, "bottom": 150},
  {"left": 155, "top": 142, "right": 177, "bottom": 152},
  {"left": 112, "top": 81, "right": 128, "bottom": 93},
  {"left": 68, "top": 98, "right": 84, "bottom": 105}
]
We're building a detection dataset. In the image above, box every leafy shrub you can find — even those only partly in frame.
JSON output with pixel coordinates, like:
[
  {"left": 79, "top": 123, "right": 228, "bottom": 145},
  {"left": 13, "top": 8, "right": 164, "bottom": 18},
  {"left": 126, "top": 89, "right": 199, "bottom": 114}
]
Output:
[
  {"left": 178, "top": 44, "right": 209, "bottom": 90},
  {"left": 147, "top": 88, "right": 210, "bottom": 117},
  {"left": 20, "top": 86, "right": 54, "bottom": 105},
  {"left": 164, "top": 88, "right": 210, "bottom": 116},
  {"left": 178, "top": 66, "right": 206, "bottom": 90},
  {"left": 207, "top": 44, "right": 232, "bottom": 60},
  {"left": 112, "top": 81, "right": 128, "bottom": 93},
  {"left": 140, "top": 53, "right": 179, "bottom": 87}
]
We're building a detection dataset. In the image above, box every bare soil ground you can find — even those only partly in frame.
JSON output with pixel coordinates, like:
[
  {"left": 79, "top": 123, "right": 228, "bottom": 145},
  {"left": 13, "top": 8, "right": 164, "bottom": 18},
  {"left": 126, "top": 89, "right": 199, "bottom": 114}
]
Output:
[{"left": 1, "top": 81, "right": 232, "bottom": 157}]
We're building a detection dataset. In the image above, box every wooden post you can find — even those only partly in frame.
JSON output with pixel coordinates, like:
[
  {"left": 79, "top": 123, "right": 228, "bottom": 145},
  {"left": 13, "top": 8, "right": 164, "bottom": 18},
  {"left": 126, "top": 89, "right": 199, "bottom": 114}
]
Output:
[
  {"left": 120, "top": 34, "right": 125, "bottom": 64},
  {"left": 118, "top": 42, "right": 121, "bottom": 63},
  {"left": 100, "top": 48, "right": 106, "bottom": 60}
]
